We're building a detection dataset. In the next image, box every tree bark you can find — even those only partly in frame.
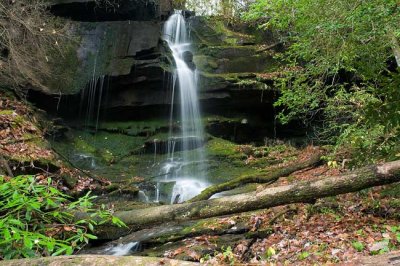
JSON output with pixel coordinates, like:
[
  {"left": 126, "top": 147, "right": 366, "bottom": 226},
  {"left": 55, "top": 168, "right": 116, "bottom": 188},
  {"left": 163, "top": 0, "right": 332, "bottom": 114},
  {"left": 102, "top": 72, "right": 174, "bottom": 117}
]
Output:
[
  {"left": 0, "top": 255, "right": 198, "bottom": 266},
  {"left": 94, "top": 160, "right": 400, "bottom": 232},
  {"left": 0, "top": 154, "right": 14, "bottom": 177},
  {"left": 355, "top": 250, "right": 400, "bottom": 265},
  {"left": 392, "top": 34, "right": 400, "bottom": 67},
  {"left": 189, "top": 150, "right": 322, "bottom": 202}
]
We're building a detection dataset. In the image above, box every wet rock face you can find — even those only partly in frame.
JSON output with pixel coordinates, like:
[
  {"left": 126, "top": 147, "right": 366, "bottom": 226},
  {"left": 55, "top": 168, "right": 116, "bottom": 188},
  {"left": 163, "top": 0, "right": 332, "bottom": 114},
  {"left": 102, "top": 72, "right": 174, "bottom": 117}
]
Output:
[
  {"left": 143, "top": 136, "right": 206, "bottom": 154},
  {"left": 182, "top": 51, "right": 196, "bottom": 71},
  {"left": 29, "top": 0, "right": 171, "bottom": 116},
  {"left": 31, "top": 1, "right": 282, "bottom": 126},
  {"left": 50, "top": 0, "right": 173, "bottom": 21},
  {"left": 182, "top": 51, "right": 193, "bottom": 63}
]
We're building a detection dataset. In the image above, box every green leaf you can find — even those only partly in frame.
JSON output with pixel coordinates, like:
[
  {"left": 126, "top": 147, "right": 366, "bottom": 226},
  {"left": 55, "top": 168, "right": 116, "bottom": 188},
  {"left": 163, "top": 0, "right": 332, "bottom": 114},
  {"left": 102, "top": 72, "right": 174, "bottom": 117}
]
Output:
[
  {"left": 3, "top": 228, "right": 11, "bottom": 240},
  {"left": 24, "top": 237, "right": 33, "bottom": 249},
  {"left": 298, "top": 251, "right": 310, "bottom": 260},
  {"left": 52, "top": 247, "right": 67, "bottom": 256},
  {"left": 9, "top": 219, "right": 24, "bottom": 227},
  {"left": 66, "top": 246, "right": 74, "bottom": 255},
  {"left": 47, "top": 240, "right": 55, "bottom": 252},
  {"left": 352, "top": 241, "right": 365, "bottom": 252},
  {"left": 88, "top": 223, "right": 94, "bottom": 232},
  {"left": 84, "top": 233, "right": 97, "bottom": 240},
  {"left": 26, "top": 211, "right": 32, "bottom": 222},
  {"left": 12, "top": 227, "right": 21, "bottom": 240},
  {"left": 265, "top": 247, "right": 276, "bottom": 258},
  {"left": 0, "top": 175, "right": 121, "bottom": 259}
]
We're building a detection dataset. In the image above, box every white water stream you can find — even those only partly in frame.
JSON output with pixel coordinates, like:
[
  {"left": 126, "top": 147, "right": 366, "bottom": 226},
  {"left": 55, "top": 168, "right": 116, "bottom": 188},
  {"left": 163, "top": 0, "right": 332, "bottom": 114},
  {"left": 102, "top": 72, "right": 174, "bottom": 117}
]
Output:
[
  {"left": 102, "top": 11, "right": 209, "bottom": 257},
  {"left": 155, "top": 11, "right": 208, "bottom": 203},
  {"left": 105, "top": 242, "right": 140, "bottom": 256}
]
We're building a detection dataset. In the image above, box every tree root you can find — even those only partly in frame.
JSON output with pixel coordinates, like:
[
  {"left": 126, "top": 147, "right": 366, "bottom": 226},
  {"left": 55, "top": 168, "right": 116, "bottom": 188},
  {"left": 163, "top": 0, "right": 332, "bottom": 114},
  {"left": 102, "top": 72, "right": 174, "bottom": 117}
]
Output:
[{"left": 269, "top": 205, "right": 299, "bottom": 226}]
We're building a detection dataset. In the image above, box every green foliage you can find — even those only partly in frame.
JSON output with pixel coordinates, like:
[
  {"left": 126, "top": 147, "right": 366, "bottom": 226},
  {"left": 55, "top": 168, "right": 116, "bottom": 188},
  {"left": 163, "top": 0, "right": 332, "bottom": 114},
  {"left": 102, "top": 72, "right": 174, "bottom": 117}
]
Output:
[
  {"left": 199, "top": 245, "right": 237, "bottom": 265},
  {"left": 352, "top": 241, "right": 365, "bottom": 252},
  {"left": 265, "top": 246, "right": 276, "bottom": 259},
  {"left": 298, "top": 251, "right": 310, "bottom": 260},
  {"left": 390, "top": 226, "right": 400, "bottom": 243},
  {"left": 245, "top": 0, "right": 399, "bottom": 76},
  {"left": 0, "top": 175, "right": 125, "bottom": 260},
  {"left": 244, "top": 0, "right": 400, "bottom": 163},
  {"left": 221, "top": 246, "right": 236, "bottom": 265}
]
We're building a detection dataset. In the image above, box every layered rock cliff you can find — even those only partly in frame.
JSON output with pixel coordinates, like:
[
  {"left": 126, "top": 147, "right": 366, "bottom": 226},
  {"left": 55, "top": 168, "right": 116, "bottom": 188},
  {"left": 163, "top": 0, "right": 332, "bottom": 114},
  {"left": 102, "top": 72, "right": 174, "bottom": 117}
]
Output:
[{"left": 30, "top": 0, "right": 280, "bottom": 116}]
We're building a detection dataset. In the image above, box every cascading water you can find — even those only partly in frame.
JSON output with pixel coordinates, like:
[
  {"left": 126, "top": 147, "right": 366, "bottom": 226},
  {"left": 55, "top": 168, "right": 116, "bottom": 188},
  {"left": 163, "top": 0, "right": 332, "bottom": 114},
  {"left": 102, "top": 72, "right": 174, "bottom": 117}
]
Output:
[
  {"left": 73, "top": 57, "right": 107, "bottom": 171},
  {"left": 79, "top": 54, "right": 106, "bottom": 131},
  {"left": 105, "top": 242, "right": 141, "bottom": 256},
  {"left": 155, "top": 11, "right": 208, "bottom": 203}
]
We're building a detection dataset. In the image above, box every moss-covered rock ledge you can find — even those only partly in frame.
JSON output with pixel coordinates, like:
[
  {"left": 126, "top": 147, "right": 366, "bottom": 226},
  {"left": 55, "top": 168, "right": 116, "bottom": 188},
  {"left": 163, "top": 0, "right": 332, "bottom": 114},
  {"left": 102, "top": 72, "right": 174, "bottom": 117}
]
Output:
[{"left": 0, "top": 255, "right": 198, "bottom": 266}]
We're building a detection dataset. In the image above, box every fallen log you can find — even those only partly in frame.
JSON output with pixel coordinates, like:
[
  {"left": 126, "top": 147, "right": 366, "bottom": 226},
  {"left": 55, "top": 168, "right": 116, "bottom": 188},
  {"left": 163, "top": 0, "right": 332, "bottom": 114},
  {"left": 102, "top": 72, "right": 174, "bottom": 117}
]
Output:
[
  {"left": 96, "top": 160, "right": 400, "bottom": 232},
  {"left": 189, "top": 149, "right": 322, "bottom": 202},
  {"left": 354, "top": 250, "right": 400, "bottom": 265},
  {"left": 0, "top": 255, "right": 198, "bottom": 266}
]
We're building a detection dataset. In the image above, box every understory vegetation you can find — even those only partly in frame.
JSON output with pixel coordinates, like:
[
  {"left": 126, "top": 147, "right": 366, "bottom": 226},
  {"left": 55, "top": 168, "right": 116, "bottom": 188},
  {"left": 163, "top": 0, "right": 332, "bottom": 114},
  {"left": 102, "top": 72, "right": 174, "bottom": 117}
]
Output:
[
  {"left": 243, "top": 0, "right": 400, "bottom": 164},
  {"left": 0, "top": 175, "right": 125, "bottom": 260}
]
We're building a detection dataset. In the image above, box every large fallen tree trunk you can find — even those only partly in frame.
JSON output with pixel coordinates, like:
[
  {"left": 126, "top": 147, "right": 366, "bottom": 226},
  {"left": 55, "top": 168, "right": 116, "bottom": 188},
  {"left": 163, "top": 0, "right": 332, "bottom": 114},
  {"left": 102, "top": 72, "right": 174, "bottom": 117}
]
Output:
[
  {"left": 355, "top": 250, "right": 400, "bottom": 266},
  {"left": 189, "top": 150, "right": 322, "bottom": 202},
  {"left": 100, "top": 160, "right": 400, "bottom": 232},
  {"left": 1, "top": 255, "right": 198, "bottom": 266}
]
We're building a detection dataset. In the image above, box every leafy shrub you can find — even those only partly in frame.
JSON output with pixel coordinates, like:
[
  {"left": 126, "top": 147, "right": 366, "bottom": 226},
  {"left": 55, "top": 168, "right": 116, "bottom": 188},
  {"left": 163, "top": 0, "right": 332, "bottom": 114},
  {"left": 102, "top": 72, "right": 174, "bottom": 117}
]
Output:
[
  {"left": 243, "top": 0, "right": 400, "bottom": 164},
  {"left": 352, "top": 241, "right": 365, "bottom": 252},
  {"left": 0, "top": 175, "right": 125, "bottom": 259}
]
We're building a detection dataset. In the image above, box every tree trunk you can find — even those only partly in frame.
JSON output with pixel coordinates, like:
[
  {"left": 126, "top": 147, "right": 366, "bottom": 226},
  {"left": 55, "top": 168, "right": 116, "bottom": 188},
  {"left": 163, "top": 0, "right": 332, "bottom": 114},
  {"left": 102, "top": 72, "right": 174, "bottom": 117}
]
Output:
[
  {"left": 189, "top": 150, "right": 322, "bottom": 202},
  {"left": 92, "top": 160, "right": 400, "bottom": 233},
  {"left": 355, "top": 250, "right": 400, "bottom": 265},
  {"left": 0, "top": 255, "right": 198, "bottom": 266},
  {"left": 390, "top": 32, "right": 400, "bottom": 67}
]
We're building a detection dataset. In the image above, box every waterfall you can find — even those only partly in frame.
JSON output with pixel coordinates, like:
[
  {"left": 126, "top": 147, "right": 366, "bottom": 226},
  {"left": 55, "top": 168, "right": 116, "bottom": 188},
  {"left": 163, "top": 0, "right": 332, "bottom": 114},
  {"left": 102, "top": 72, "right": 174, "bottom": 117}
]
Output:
[
  {"left": 106, "top": 242, "right": 141, "bottom": 256},
  {"left": 79, "top": 73, "right": 106, "bottom": 131},
  {"left": 157, "top": 11, "right": 208, "bottom": 203}
]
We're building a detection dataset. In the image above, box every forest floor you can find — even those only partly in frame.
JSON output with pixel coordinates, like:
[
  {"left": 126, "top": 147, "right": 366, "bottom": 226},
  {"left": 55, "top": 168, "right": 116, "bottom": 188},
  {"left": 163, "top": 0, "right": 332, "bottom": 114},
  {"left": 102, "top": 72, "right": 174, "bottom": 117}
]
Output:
[
  {"left": 197, "top": 169, "right": 400, "bottom": 264},
  {"left": 1, "top": 92, "right": 400, "bottom": 265},
  {"left": 144, "top": 153, "right": 400, "bottom": 265},
  {"left": 0, "top": 91, "right": 107, "bottom": 194}
]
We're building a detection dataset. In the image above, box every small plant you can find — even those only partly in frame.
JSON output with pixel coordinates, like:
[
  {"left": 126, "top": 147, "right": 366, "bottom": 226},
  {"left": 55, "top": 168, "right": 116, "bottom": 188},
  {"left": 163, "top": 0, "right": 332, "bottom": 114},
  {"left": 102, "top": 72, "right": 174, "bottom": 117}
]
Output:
[
  {"left": 200, "top": 246, "right": 237, "bottom": 265},
  {"left": 265, "top": 246, "right": 276, "bottom": 259},
  {"left": 370, "top": 240, "right": 390, "bottom": 255},
  {"left": 391, "top": 226, "right": 400, "bottom": 243},
  {"left": 318, "top": 243, "right": 328, "bottom": 252},
  {"left": 356, "top": 229, "right": 365, "bottom": 236},
  {"left": 327, "top": 160, "right": 339, "bottom": 168},
  {"left": 199, "top": 253, "right": 212, "bottom": 263},
  {"left": 352, "top": 241, "right": 365, "bottom": 252},
  {"left": 0, "top": 175, "right": 125, "bottom": 259},
  {"left": 221, "top": 246, "right": 236, "bottom": 265},
  {"left": 298, "top": 251, "right": 310, "bottom": 260}
]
